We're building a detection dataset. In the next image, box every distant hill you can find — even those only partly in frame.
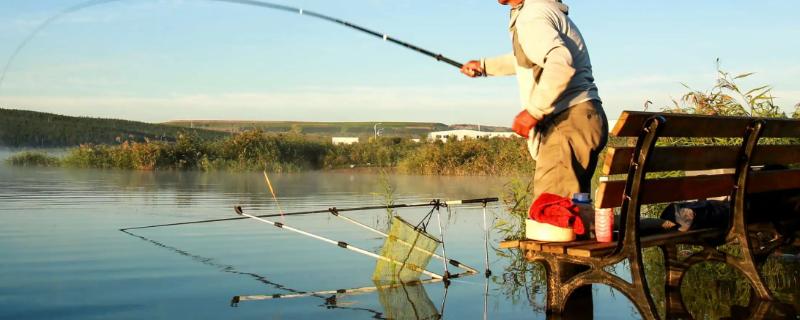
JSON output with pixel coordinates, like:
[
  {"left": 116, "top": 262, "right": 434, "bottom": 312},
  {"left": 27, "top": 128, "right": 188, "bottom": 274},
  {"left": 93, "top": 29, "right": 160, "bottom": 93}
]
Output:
[
  {"left": 0, "top": 108, "right": 226, "bottom": 148},
  {"left": 164, "top": 120, "right": 452, "bottom": 137},
  {"left": 0, "top": 108, "right": 513, "bottom": 148},
  {"left": 164, "top": 120, "right": 511, "bottom": 137}
]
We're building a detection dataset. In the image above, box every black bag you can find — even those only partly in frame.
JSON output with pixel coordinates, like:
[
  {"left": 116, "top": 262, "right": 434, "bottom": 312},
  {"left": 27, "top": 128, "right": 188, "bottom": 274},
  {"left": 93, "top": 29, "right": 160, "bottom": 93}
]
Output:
[
  {"left": 659, "top": 200, "right": 730, "bottom": 231},
  {"left": 746, "top": 188, "right": 800, "bottom": 237}
]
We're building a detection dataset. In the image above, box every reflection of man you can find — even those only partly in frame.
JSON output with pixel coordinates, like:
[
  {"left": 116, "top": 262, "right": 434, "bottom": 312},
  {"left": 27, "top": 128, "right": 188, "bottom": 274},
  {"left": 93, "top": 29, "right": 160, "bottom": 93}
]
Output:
[{"left": 461, "top": 0, "right": 608, "bottom": 199}]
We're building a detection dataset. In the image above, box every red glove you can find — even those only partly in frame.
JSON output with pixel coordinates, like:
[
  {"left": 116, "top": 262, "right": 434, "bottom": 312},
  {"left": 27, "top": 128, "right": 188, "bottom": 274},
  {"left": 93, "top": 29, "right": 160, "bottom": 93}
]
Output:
[{"left": 512, "top": 110, "right": 538, "bottom": 138}]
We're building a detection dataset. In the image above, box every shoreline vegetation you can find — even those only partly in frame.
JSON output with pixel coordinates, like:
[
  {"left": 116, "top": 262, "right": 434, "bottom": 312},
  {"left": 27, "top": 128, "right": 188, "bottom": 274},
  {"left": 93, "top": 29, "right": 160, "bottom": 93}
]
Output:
[
  {"left": 6, "top": 65, "right": 799, "bottom": 176},
  {"left": 6, "top": 131, "right": 535, "bottom": 176}
]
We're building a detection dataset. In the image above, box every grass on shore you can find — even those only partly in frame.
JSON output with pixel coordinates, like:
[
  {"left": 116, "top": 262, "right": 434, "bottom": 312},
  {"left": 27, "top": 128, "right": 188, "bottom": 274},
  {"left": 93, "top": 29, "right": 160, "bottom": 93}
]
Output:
[{"left": 5, "top": 131, "right": 534, "bottom": 176}]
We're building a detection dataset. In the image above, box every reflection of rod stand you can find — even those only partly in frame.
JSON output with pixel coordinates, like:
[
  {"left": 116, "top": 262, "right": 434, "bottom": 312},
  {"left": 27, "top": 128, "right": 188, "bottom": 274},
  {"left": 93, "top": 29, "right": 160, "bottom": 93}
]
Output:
[
  {"left": 483, "top": 275, "right": 489, "bottom": 320},
  {"left": 234, "top": 278, "right": 451, "bottom": 320},
  {"left": 232, "top": 275, "right": 460, "bottom": 304},
  {"left": 120, "top": 229, "right": 384, "bottom": 317}
]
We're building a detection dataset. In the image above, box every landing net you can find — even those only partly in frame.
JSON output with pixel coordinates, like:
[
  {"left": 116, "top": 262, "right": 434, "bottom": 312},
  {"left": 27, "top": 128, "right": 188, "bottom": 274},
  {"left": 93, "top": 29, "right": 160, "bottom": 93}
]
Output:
[{"left": 372, "top": 216, "right": 440, "bottom": 282}]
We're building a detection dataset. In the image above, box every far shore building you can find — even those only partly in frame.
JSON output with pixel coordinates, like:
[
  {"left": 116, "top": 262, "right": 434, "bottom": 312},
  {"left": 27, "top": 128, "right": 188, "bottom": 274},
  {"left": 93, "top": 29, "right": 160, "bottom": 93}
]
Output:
[
  {"left": 427, "top": 130, "right": 515, "bottom": 142},
  {"left": 332, "top": 137, "right": 359, "bottom": 145}
]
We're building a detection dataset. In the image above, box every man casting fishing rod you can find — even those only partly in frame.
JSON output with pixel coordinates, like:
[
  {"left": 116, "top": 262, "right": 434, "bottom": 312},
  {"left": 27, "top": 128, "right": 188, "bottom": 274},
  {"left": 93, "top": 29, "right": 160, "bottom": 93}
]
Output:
[{"left": 461, "top": 0, "right": 608, "bottom": 200}]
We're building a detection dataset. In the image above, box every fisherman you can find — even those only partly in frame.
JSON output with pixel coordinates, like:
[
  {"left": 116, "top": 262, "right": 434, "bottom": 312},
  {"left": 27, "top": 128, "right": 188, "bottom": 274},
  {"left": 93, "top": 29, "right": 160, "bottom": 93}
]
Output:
[{"left": 461, "top": 0, "right": 607, "bottom": 199}]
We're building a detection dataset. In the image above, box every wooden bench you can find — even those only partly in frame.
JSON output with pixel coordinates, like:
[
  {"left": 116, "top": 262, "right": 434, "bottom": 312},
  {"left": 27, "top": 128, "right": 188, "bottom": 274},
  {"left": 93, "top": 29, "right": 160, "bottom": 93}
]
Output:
[{"left": 500, "top": 111, "right": 800, "bottom": 319}]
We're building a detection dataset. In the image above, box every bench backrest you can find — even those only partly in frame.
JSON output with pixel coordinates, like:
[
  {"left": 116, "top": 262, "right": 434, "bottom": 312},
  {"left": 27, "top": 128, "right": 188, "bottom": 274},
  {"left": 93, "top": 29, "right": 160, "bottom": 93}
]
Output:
[{"left": 596, "top": 111, "right": 800, "bottom": 209}]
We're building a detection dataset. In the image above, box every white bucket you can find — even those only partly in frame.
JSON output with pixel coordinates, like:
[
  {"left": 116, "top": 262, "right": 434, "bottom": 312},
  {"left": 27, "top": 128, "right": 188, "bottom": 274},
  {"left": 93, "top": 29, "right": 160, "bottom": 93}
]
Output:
[{"left": 525, "top": 219, "right": 575, "bottom": 242}]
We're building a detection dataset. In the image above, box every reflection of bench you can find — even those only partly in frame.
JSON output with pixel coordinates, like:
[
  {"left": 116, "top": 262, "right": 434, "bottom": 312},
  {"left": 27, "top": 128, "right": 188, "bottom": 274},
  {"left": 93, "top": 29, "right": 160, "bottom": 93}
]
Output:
[{"left": 500, "top": 111, "right": 800, "bottom": 319}]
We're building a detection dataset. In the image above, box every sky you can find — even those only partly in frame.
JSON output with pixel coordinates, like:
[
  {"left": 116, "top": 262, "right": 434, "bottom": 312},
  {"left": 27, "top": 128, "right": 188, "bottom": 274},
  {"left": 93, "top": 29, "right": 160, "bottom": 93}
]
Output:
[{"left": 0, "top": 0, "right": 798, "bottom": 126}]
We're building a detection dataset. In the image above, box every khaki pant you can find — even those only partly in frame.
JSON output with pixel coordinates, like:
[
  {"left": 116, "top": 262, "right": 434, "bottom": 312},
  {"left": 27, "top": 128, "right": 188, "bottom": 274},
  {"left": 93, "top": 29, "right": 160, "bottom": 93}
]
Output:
[{"left": 533, "top": 100, "right": 608, "bottom": 200}]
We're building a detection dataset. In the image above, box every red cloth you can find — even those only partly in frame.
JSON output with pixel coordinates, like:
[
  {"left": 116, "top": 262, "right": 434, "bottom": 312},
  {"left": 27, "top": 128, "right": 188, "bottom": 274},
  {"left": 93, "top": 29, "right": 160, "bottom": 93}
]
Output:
[{"left": 529, "top": 193, "right": 585, "bottom": 235}]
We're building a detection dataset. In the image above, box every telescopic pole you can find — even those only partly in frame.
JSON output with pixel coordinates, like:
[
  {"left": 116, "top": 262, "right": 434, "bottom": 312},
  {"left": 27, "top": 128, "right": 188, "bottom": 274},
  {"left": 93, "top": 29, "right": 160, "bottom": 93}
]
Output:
[
  {"left": 120, "top": 198, "right": 498, "bottom": 231},
  {"left": 234, "top": 206, "right": 445, "bottom": 280}
]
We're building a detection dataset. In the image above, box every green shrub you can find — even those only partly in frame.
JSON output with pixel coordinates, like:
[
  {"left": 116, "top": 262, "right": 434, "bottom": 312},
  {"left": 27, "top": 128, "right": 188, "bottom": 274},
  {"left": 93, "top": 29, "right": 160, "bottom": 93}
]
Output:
[
  {"left": 6, "top": 151, "right": 60, "bottom": 167},
  {"left": 400, "top": 137, "right": 532, "bottom": 176}
]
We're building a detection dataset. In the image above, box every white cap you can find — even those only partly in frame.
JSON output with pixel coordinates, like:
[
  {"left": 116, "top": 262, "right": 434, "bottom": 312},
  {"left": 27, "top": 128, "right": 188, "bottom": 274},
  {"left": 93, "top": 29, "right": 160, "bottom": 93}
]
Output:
[{"left": 573, "top": 192, "right": 591, "bottom": 203}]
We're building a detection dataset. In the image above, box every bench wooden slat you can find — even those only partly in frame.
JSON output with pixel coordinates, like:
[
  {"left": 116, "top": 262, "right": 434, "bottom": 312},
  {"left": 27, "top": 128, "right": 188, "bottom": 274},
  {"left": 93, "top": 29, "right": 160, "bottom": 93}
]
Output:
[
  {"left": 540, "top": 240, "right": 599, "bottom": 254},
  {"left": 565, "top": 229, "right": 724, "bottom": 257},
  {"left": 596, "top": 169, "right": 800, "bottom": 208},
  {"left": 520, "top": 241, "right": 546, "bottom": 252},
  {"left": 613, "top": 111, "right": 800, "bottom": 138},
  {"left": 603, "top": 145, "right": 800, "bottom": 175},
  {"left": 499, "top": 240, "right": 520, "bottom": 249}
]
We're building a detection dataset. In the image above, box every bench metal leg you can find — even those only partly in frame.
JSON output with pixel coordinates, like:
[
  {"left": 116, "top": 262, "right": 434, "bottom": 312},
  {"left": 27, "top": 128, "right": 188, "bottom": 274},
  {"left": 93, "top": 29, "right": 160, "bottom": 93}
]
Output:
[
  {"left": 661, "top": 245, "right": 691, "bottom": 319},
  {"left": 540, "top": 260, "right": 593, "bottom": 319},
  {"left": 727, "top": 119, "right": 774, "bottom": 301},
  {"left": 660, "top": 239, "right": 785, "bottom": 319},
  {"left": 536, "top": 253, "right": 660, "bottom": 320},
  {"left": 724, "top": 234, "right": 774, "bottom": 300}
]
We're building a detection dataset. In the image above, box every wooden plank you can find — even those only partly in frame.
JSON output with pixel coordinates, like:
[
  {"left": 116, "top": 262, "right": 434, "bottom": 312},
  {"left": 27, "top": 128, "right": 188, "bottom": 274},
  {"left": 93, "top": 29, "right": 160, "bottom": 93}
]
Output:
[
  {"left": 602, "top": 145, "right": 800, "bottom": 175},
  {"left": 503, "top": 240, "right": 565, "bottom": 252},
  {"left": 566, "top": 229, "right": 724, "bottom": 257},
  {"left": 596, "top": 169, "right": 800, "bottom": 208},
  {"left": 749, "top": 169, "right": 800, "bottom": 193},
  {"left": 499, "top": 240, "right": 520, "bottom": 249},
  {"left": 540, "top": 240, "right": 598, "bottom": 254},
  {"left": 565, "top": 242, "right": 616, "bottom": 258},
  {"left": 520, "top": 241, "right": 545, "bottom": 252},
  {"left": 612, "top": 111, "right": 800, "bottom": 138}
]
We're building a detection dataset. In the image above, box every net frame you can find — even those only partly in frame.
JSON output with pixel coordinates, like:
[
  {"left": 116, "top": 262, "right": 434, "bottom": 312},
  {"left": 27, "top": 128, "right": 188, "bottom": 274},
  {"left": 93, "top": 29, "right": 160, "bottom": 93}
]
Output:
[{"left": 372, "top": 216, "right": 441, "bottom": 282}]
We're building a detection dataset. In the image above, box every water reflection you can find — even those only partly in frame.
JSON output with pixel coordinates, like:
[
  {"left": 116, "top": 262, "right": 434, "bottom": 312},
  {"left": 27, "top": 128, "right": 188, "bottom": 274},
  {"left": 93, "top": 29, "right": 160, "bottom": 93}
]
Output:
[
  {"left": 376, "top": 282, "right": 440, "bottom": 320},
  {"left": 2, "top": 166, "right": 798, "bottom": 319},
  {"left": 122, "top": 227, "right": 462, "bottom": 319},
  {"left": 495, "top": 243, "right": 800, "bottom": 319},
  {"left": 121, "top": 229, "right": 388, "bottom": 318}
]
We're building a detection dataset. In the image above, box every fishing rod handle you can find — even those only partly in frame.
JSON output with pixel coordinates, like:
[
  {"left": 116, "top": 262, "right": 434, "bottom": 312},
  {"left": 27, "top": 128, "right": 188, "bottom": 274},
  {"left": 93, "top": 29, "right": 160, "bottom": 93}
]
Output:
[
  {"left": 434, "top": 54, "right": 464, "bottom": 69},
  {"left": 445, "top": 197, "right": 499, "bottom": 205}
]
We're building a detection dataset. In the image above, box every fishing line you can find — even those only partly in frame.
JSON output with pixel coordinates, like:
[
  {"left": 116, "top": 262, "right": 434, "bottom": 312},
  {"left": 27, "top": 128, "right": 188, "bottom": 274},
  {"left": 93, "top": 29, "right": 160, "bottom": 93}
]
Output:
[
  {"left": 1, "top": 0, "right": 470, "bottom": 91},
  {"left": 0, "top": 0, "right": 122, "bottom": 90}
]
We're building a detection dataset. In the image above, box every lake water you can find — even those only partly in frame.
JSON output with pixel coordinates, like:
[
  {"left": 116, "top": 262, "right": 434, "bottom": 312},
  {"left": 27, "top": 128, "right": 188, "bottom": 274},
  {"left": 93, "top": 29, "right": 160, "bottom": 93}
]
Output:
[{"left": 1, "top": 163, "right": 798, "bottom": 319}]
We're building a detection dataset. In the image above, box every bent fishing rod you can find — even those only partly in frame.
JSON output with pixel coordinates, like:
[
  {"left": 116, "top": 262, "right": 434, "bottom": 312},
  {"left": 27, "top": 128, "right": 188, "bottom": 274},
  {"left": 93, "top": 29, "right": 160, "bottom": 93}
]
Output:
[
  {"left": 1, "top": 0, "right": 473, "bottom": 91},
  {"left": 120, "top": 197, "right": 498, "bottom": 231}
]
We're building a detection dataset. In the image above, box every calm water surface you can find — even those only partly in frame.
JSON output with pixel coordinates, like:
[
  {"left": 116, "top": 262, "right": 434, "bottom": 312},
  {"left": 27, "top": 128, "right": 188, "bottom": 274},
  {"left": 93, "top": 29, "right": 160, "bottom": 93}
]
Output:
[{"left": 1, "top": 164, "right": 797, "bottom": 319}]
